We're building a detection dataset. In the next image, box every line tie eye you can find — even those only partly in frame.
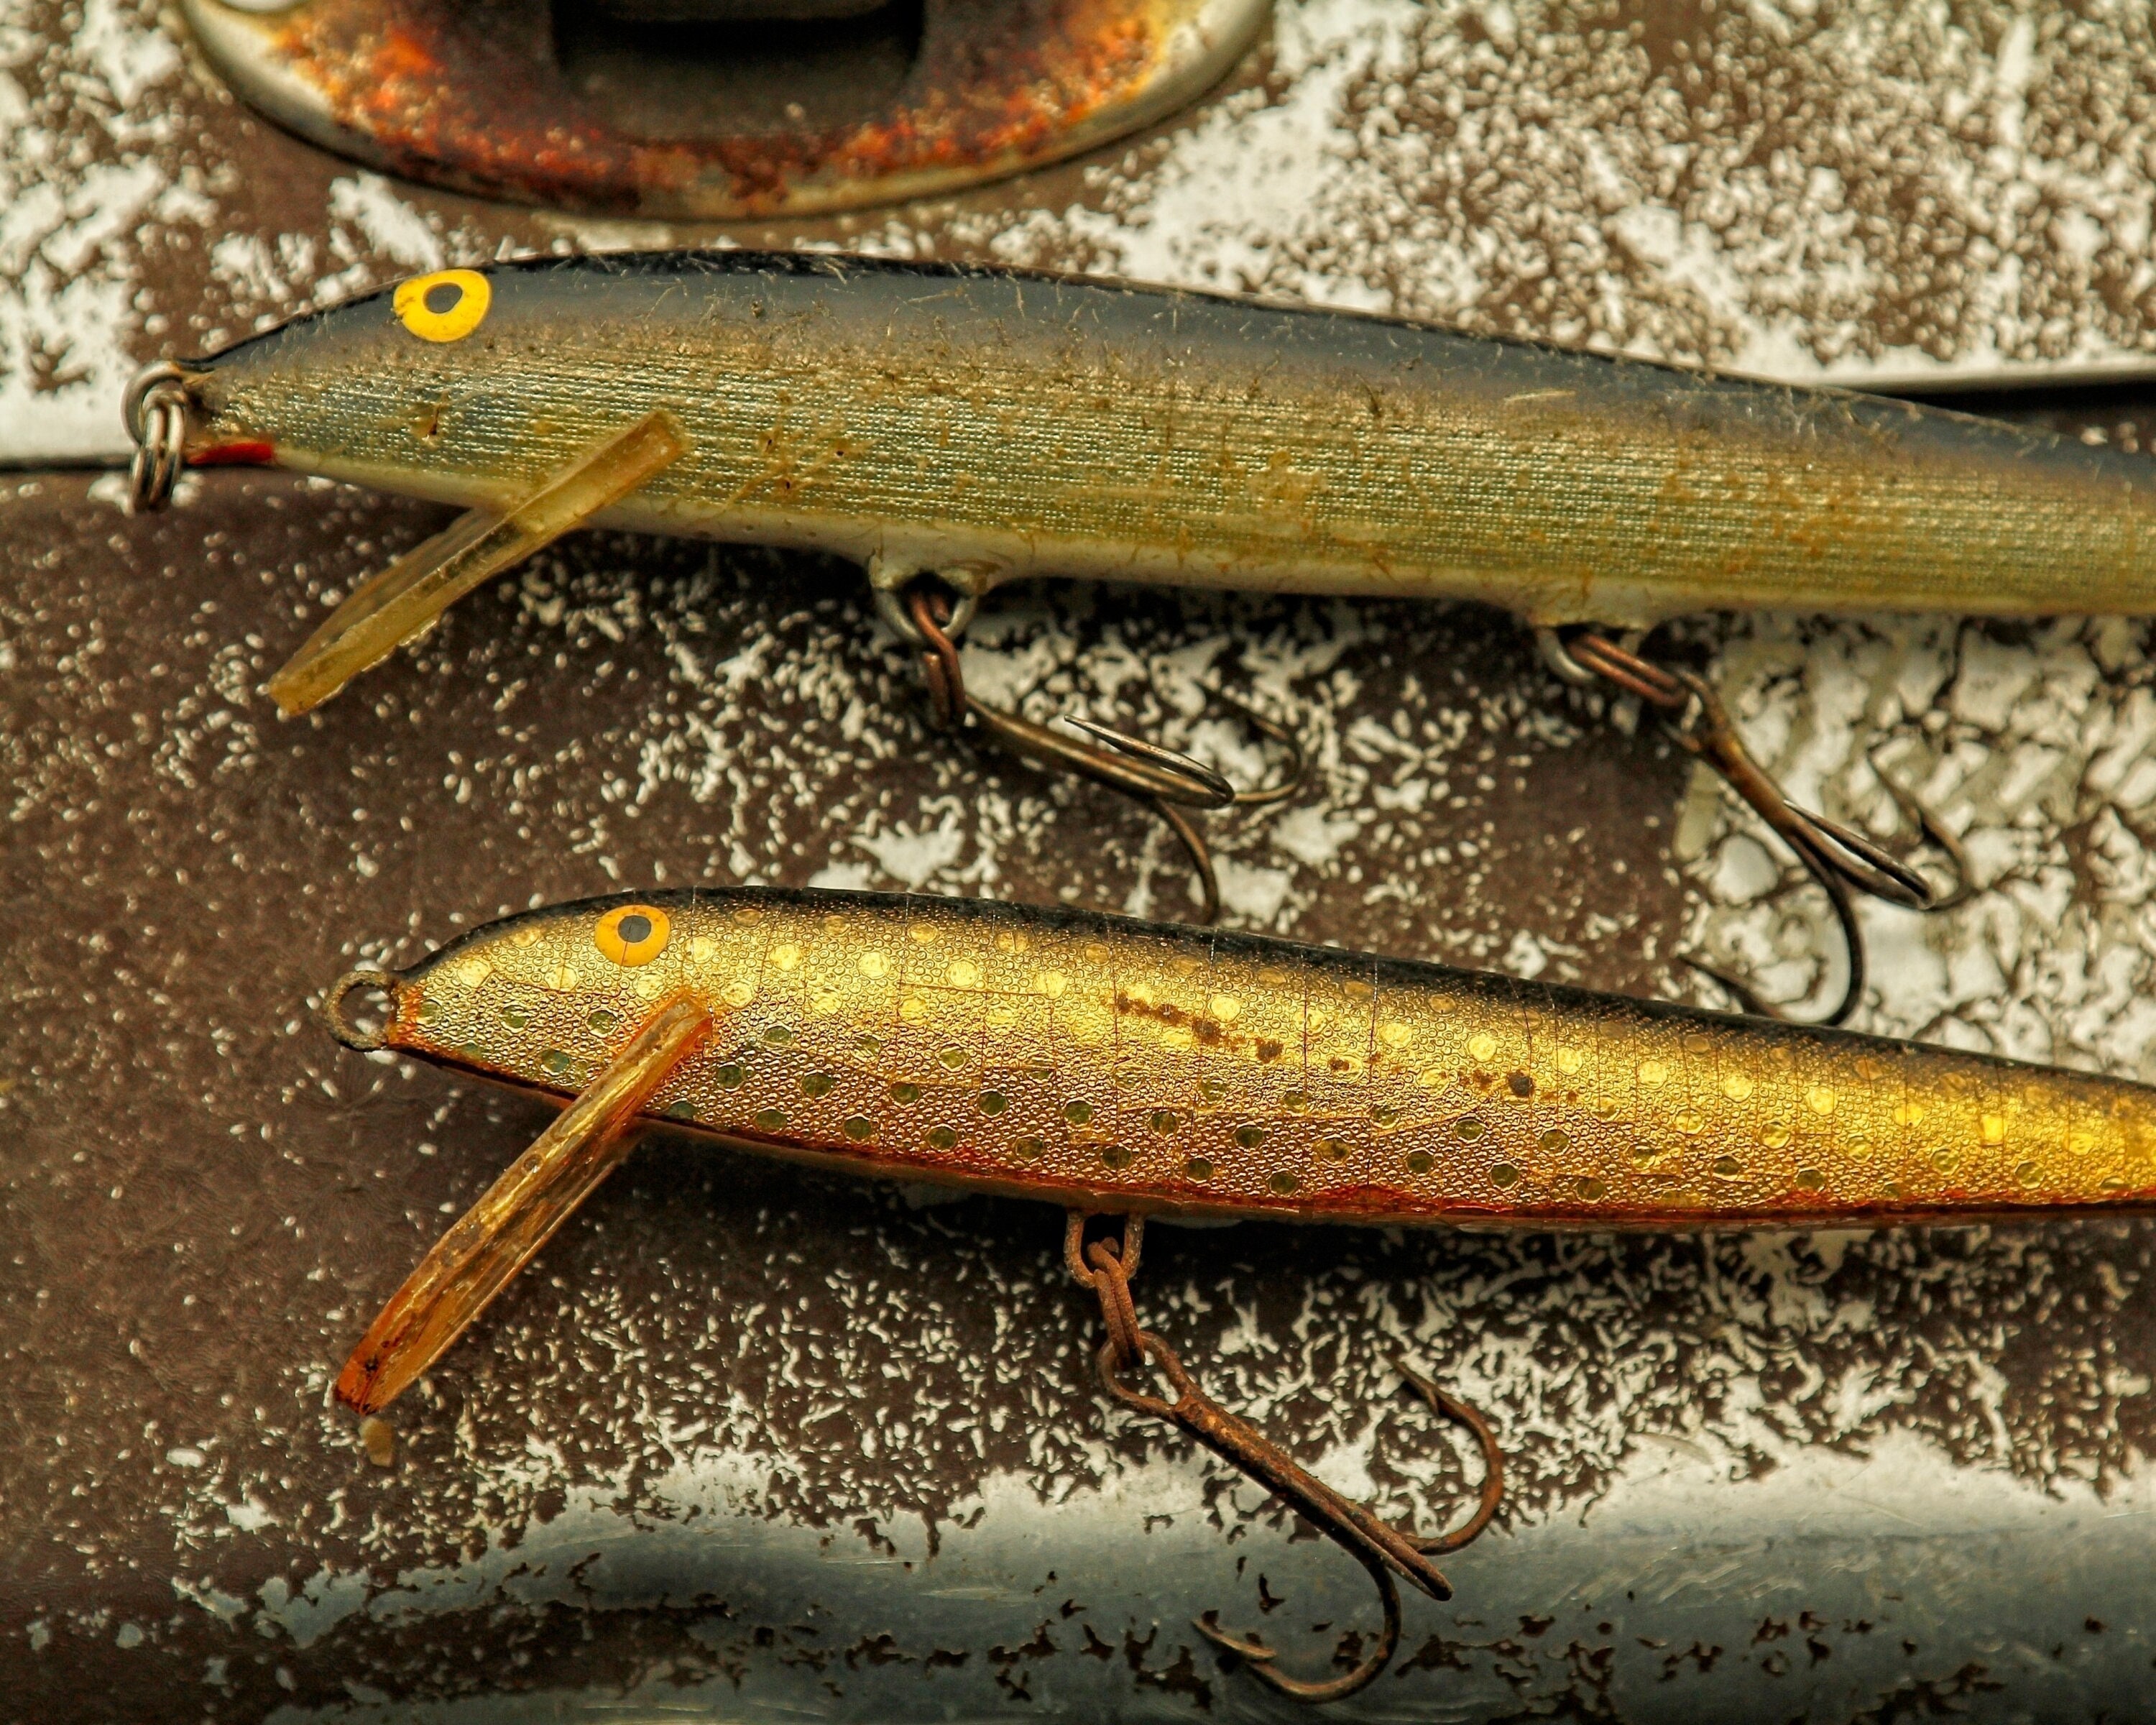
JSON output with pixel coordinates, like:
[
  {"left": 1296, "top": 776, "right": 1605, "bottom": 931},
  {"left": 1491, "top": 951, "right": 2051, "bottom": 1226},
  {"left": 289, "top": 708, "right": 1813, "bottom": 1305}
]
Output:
[
  {"left": 594, "top": 904, "right": 671, "bottom": 967},
  {"left": 394, "top": 269, "right": 491, "bottom": 343}
]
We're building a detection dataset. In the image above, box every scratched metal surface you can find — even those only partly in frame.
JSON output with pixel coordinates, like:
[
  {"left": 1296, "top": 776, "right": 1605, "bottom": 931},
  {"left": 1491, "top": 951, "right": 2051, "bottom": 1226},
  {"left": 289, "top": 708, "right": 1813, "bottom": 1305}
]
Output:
[{"left": 9, "top": 1, "right": 2156, "bottom": 1721}]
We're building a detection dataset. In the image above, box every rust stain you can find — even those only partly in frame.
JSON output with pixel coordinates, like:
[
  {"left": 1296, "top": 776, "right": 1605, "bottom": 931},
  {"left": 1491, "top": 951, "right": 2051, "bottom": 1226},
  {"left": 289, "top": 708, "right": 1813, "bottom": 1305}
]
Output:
[
  {"left": 266, "top": 0, "right": 1172, "bottom": 218},
  {"left": 1112, "top": 988, "right": 1240, "bottom": 1049}
]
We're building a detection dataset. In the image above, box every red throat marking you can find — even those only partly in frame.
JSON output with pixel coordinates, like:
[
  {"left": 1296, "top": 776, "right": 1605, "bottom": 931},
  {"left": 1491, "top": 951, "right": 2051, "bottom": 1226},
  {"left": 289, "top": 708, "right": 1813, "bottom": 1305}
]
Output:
[{"left": 188, "top": 440, "right": 276, "bottom": 468}]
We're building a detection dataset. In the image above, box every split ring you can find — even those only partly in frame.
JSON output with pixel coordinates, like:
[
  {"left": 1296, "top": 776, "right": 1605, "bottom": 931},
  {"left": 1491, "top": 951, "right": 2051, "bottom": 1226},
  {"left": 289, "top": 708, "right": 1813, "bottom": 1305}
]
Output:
[
  {"left": 122, "top": 359, "right": 191, "bottom": 444},
  {"left": 124, "top": 361, "right": 193, "bottom": 515},
  {"left": 874, "top": 582, "right": 980, "bottom": 648}
]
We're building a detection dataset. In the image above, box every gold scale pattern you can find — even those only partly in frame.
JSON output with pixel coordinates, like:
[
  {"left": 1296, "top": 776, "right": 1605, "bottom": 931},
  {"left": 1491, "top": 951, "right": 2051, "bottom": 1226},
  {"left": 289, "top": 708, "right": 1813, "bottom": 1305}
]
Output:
[{"left": 382, "top": 889, "right": 2156, "bottom": 1225}]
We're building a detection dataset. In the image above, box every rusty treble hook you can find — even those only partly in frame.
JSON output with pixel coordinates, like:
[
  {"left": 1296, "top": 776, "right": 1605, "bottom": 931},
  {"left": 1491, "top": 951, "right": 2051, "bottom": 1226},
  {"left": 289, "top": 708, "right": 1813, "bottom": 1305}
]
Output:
[
  {"left": 1538, "top": 627, "right": 1971, "bottom": 1026},
  {"left": 1065, "top": 1214, "right": 1502, "bottom": 1703},
  {"left": 883, "top": 579, "right": 1303, "bottom": 922}
]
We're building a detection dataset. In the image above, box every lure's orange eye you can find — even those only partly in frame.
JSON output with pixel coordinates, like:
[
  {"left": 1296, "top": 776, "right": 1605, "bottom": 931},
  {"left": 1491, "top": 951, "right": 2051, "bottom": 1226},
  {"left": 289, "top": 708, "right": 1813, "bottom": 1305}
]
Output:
[
  {"left": 594, "top": 904, "right": 671, "bottom": 967},
  {"left": 394, "top": 270, "right": 490, "bottom": 343}
]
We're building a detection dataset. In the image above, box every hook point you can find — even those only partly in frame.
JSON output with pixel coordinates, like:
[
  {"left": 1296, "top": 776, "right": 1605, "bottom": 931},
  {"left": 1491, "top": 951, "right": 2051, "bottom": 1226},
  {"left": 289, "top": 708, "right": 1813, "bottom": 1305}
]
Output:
[{"left": 1056, "top": 713, "right": 1237, "bottom": 806}]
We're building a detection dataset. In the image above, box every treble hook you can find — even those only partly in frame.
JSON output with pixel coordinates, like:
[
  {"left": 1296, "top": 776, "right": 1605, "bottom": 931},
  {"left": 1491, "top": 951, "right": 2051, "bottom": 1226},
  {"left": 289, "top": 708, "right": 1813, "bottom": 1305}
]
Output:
[
  {"left": 885, "top": 579, "right": 1304, "bottom": 922},
  {"left": 1539, "top": 628, "right": 1969, "bottom": 1026},
  {"left": 1066, "top": 1214, "right": 1502, "bottom": 1703}
]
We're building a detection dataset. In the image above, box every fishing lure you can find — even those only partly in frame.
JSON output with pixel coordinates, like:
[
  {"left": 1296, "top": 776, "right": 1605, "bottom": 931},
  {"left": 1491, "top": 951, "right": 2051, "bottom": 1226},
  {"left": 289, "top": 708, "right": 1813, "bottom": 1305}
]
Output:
[
  {"left": 127, "top": 252, "right": 2139, "bottom": 996},
  {"left": 326, "top": 885, "right": 2156, "bottom": 1700}
]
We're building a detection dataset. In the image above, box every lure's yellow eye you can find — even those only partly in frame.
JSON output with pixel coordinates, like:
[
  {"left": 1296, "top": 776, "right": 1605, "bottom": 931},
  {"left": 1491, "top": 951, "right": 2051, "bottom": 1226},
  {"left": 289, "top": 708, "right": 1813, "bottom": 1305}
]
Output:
[
  {"left": 394, "top": 270, "right": 491, "bottom": 343},
  {"left": 594, "top": 904, "right": 671, "bottom": 967}
]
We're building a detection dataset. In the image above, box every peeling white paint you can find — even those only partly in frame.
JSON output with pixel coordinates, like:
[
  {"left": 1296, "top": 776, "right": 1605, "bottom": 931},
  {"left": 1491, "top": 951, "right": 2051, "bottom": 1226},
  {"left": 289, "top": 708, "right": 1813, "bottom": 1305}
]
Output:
[{"left": 325, "top": 175, "right": 446, "bottom": 275}]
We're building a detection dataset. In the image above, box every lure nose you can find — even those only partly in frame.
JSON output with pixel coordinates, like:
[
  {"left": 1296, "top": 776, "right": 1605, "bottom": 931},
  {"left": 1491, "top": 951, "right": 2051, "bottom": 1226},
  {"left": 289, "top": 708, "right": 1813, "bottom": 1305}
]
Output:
[{"left": 121, "top": 357, "right": 255, "bottom": 514}]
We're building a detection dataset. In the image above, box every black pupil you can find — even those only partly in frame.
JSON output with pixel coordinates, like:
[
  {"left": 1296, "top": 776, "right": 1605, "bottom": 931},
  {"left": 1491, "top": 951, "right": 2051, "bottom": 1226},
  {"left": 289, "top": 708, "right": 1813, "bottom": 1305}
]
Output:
[
  {"left": 423, "top": 280, "right": 463, "bottom": 316},
  {"left": 617, "top": 914, "right": 653, "bottom": 945}
]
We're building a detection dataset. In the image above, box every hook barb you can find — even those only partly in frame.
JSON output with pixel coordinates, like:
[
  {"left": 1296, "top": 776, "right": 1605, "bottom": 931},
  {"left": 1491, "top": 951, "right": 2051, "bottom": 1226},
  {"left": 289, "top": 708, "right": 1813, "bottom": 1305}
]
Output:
[
  {"left": 1058, "top": 714, "right": 1237, "bottom": 805},
  {"left": 1066, "top": 1213, "right": 1501, "bottom": 1703},
  {"left": 1192, "top": 1554, "right": 1403, "bottom": 1706},
  {"left": 1866, "top": 747, "right": 1974, "bottom": 912},
  {"left": 1392, "top": 1361, "right": 1504, "bottom": 1555}
]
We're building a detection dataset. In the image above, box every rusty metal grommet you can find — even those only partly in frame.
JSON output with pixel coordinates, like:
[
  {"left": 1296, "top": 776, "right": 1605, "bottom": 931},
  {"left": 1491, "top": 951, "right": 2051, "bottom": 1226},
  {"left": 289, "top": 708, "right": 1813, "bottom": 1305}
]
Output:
[
  {"left": 324, "top": 969, "right": 402, "bottom": 1051},
  {"left": 181, "top": 0, "right": 1271, "bottom": 221}
]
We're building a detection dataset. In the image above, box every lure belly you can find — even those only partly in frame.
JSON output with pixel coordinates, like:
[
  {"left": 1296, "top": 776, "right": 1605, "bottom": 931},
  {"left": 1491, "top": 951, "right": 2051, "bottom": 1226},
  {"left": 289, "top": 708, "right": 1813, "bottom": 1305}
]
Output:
[
  {"left": 157, "top": 252, "right": 2156, "bottom": 630},
  {"left": 341, "top": 886, "right": 2156, "bottom": 1233}
]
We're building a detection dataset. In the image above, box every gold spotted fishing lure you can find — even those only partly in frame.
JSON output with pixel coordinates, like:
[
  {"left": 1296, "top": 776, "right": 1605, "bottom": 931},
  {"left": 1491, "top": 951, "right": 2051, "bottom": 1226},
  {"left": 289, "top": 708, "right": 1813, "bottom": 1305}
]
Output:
[{"left": 326, "top": 886, "right": 2156, "bottom": 1701}]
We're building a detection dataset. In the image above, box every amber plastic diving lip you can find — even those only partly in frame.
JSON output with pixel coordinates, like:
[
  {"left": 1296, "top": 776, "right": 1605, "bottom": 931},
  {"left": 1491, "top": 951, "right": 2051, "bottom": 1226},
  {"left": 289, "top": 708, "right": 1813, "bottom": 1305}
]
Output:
[
  {"left": 180, "top": 0, "right": 1271, "bottom": 220},
  {"left": 334, "top": 994, "right": 712, "bottom": 1414}
]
